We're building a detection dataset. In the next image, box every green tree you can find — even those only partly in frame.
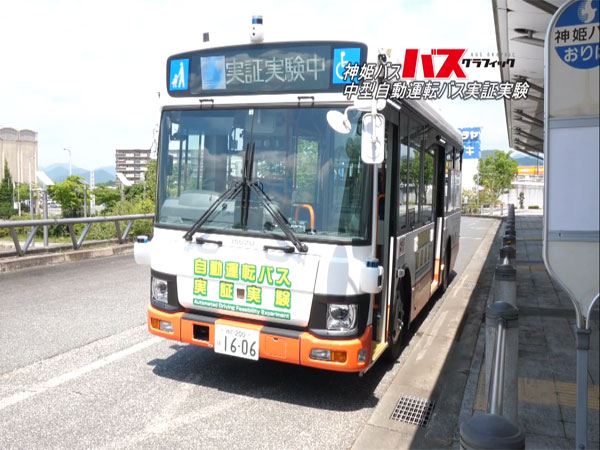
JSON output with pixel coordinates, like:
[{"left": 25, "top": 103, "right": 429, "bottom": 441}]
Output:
[
  {"left": 13, "top": 183, "right": 33, "bottom": 213},
  {"left": 47, "top": 175, "right": 89, "bottom": 218},
  {"left": 474, "top": 151, "right": 518, "bottom": 203},
  {"left": 120, "top": 160, "right": 157, "bottom": 204},
  {"left": 93, "top": 184, "right": 121, "bottom": 209},
  {"left": 295, "top": 138, "right": 318, "bottom": 203},
  {"left": 144, "top": 159, "right": 157, "bottom": 203},
  {"left": 0, "top": 160, "right": 16, "bottom": 219},
  {"left": 124, "top": 183, "right": 145, "bottom": 201}
]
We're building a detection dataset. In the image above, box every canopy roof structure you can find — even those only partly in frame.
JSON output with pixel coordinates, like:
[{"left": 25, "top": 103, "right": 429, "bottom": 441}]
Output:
[{"left": 491, "top": 0, "right": 566, "bottom": 159}]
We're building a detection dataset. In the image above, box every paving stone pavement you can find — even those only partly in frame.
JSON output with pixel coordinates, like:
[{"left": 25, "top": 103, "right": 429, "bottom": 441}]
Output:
[
  {"left": 458, "top": 213, "right": 599, "bottom": 449},
  {"left": 352, "top": 212, "right": 597, "bottom": 449}
]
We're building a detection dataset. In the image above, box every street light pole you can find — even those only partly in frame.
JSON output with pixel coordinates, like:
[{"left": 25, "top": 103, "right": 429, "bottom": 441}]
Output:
[
  {"left": 28, "top": 160, "right": 34, "bottom": 220},
  {"left": 63, "top": 148, "right": 72, "bottom": 177}
]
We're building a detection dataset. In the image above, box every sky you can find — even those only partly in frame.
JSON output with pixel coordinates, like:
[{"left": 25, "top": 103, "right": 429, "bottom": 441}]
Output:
[{"left": 0, "top": 0, "right": 510, "bottom": 170}]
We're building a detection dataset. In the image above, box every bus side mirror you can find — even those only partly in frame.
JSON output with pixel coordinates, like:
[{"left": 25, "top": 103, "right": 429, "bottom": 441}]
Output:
[{"left": 361, "top": 113, "right": 385, "bottom": 164}]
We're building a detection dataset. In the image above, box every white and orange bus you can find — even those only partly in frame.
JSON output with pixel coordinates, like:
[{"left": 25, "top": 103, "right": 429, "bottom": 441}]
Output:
[{"left": 135, "top": 28, "right": 462, "bottom": 374}]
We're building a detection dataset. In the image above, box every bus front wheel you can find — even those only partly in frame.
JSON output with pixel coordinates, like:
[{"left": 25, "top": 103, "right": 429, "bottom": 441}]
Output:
[
  {"left": 441, "top": 243, "right": 451, "bottom": 292},
  {"left": 384, "top": 279, "right": 409, "bottom": 362}
]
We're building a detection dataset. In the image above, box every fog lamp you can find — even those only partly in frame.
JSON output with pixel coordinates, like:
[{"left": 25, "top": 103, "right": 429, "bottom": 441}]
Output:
[{"left": 310, "top": 349, "right": 331, "bottom": 361}]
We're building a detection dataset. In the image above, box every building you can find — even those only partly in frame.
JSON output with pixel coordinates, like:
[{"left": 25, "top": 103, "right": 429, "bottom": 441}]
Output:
[
  {"left": 0, "top": 127, "right": 38, "bottom": 184},
  {"left": 115, "top": 148, "right": 151, "bottom": 186}
]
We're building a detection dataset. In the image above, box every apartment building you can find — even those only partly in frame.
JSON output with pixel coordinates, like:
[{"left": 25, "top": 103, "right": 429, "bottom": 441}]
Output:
[{"left": 115, "top": 148, "right": 151, "bottom": 186}]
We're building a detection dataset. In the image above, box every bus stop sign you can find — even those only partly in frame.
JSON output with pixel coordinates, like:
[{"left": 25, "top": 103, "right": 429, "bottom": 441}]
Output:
[{"left": 544, "top": 0, "right": 599, "bottom": 328}]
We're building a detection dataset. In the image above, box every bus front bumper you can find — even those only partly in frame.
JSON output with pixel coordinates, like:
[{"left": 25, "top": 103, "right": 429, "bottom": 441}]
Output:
[{"left": 147, "top": 304, "right": 372, "bottom": 372}]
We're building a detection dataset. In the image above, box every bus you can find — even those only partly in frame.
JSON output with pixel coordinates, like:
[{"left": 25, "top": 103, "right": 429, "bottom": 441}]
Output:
[{"left": 135, "top": 29, "right": 463, "bottom": 374}]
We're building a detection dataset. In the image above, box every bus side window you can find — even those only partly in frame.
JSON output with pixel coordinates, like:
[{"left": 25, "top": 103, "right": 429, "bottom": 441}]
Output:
[
  {"left": 408, "top": 115, "right": 424, "bottom": 226},
  {"left": 422, "top": 147, "right": 435, "bottom": 223},
  {"left": 454, "top": 146, "right": 462, "bottom": 209},
  {"left": 398, "top": 113, "right": 408, "bottom": 229},
  {"left": 454, "top": 146, "right": 462, "bottom": 171},
  {"left": 445, "top": 146, "right": 453, "bottom": 212}
]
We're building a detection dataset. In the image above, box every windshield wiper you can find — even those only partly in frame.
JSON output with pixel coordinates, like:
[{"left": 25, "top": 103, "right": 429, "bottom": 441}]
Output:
[
  {"left": 183, "top": 139, "right": 308, "bottom": 253},
  {"left": 184, "top": 140, "right": 254, "bottom": 242},
  {"left": 182, "top": 180, "right": 244, "bottom": 241},
  {"left": 250, "top": 181, "right": 308, "bottom": 253}
]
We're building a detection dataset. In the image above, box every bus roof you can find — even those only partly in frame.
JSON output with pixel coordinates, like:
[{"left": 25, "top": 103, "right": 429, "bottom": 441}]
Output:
[{"left": 400, "top": 98, "right": 463, "bottom": 148}]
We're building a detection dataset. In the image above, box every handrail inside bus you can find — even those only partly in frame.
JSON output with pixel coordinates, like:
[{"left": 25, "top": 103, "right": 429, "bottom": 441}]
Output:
[{"left": 294, "top": 204, "right": 315, "bottom": 229}]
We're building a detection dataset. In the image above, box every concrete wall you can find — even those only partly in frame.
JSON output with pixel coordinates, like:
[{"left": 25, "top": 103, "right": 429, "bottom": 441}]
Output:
[{"left": 499, "top": 179, "right": 544, "bottom": 209}]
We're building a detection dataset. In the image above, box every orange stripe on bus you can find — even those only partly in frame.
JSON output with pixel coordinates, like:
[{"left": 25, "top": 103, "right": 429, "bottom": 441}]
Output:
[
  {"left": 433, "top": 258, "right": 440, "bottom": 283},
  {"left": 149, "top": 304, "right": 372, "bottom": 372}
]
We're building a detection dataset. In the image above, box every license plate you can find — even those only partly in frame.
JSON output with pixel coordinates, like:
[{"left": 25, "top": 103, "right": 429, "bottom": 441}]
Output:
[{"left": 214, "top": 324, "right": 259, "bottom": 361}]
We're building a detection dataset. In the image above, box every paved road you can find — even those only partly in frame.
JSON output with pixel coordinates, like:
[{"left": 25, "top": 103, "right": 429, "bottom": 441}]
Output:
[{"left": 0, "top": 217, "right": 496, "bottom": 449}]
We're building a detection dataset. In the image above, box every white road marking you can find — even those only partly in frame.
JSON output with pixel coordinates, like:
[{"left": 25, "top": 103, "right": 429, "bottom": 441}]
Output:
[{"left": 0, "top": 337, "right": 161, "bottom": 411}]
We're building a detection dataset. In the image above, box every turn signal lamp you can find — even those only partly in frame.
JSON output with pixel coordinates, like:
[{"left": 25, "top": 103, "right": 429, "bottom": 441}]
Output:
[
  {"left": 151, "top": 318, "right": 173, "bottom": 333},
  {"left": 331, "top": 351, "right": 347, "bottom": 363}
]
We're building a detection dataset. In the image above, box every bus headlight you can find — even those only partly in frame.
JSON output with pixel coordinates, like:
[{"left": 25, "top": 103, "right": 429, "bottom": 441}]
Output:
[
  {"left": 326, "top": 304, "right": 358, "bottom": 331},
  {"left": 151, "top": 277, "right": 169, "bottom": 304}
]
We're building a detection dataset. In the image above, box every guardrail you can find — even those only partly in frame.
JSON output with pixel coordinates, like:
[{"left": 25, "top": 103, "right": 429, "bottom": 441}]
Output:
[
  {"left": 462, "top": 203, "right": 506, "bottom": 216},
  {"left": 460, "top": 204, "right": 525, "bottom": 450},
  {"left": 0, "top": 214, "right": 154, "bottom": 257}
]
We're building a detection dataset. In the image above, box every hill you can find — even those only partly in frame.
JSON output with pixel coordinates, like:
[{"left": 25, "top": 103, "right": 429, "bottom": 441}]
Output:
[
  {"left": 480, "top": 150, "right": 542, "bottom": 167},
  {"left": 39, "top": 164, "right": 116, "bottom": 185}
]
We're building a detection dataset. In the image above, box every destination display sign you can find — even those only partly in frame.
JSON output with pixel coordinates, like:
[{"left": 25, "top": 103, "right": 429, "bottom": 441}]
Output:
[{"left": 167, "top": 41, "right": 367, "bottom": 96}]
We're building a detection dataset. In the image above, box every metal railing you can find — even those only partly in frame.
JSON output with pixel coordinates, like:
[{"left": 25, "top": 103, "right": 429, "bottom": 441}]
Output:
[
  {"left": 460, "top": 204, "right": 525, "bottom": 450},
  {"left": 0, "top": 214, "right": 154, "bottom": 257},
  {"left": 462, "top": 203, "right": 506, "bottom": 216}
]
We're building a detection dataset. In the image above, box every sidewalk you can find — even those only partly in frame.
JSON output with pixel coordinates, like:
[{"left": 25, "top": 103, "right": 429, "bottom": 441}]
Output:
[
  {"left": 353, "top": 212, "right": 599, "bottom": 449},
  {"left": 458, "top": 213, "right": 599, "bottom": 449},
  {"left": 0, "top": 243, "right": 133, "bottom": 273}
]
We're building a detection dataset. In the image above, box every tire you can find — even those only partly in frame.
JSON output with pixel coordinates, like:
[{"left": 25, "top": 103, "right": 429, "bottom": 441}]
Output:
[
  {"left": 384, "top": 280, "right": 409, "bottom": 362},
  {"left": 441, "top": 244, "right": 451, "bottom": 292}
]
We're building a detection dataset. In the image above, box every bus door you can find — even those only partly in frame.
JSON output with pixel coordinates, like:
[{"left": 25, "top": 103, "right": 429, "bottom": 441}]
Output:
[
  {"left": 432, "top": 142, "right": 447, "bottom": 288},
  {"left": 373, "top": 114, "right": 397, "bottom": 348},
  {"left": 390, "top": 112, "right": 409, "bottom": 333},
  {"left": 408, "top": 119, "right": 437, "bottom": 319},
  {"left": 423, "top": 141, "right": 437, "bottom": 285}
]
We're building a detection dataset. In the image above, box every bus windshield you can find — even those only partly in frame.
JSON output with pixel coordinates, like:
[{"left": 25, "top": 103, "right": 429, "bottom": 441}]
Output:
[{"left": 157, "top": 107, "right": 371, "bottom": 242}]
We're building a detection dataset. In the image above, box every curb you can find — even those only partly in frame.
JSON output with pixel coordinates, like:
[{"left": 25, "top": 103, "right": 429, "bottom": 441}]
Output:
[
  {"left": 0, "top": 244, "right": 134, "bottom": 273},
  {"left": 352, "top": 219, "right": 501, "bottom": 450},
  {"left": 463, "top": 214, "right": 505, "bottom": 220},
  {"left": 0, "top": 238, "right": 128, "bottom": 258}
]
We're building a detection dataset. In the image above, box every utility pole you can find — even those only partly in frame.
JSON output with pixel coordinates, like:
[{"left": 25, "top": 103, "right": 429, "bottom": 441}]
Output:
[
  {"left": 28, "top": 160, "right": 34, "bottom": 219},
  {"left": 17, "top": 183, "right": 21, "bottom": 216}
]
